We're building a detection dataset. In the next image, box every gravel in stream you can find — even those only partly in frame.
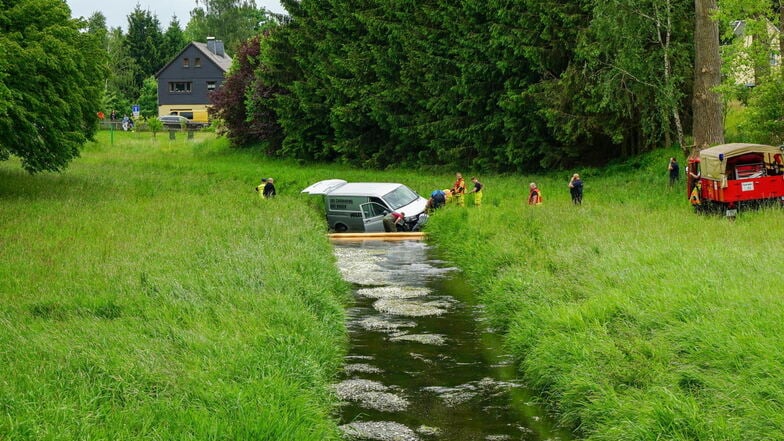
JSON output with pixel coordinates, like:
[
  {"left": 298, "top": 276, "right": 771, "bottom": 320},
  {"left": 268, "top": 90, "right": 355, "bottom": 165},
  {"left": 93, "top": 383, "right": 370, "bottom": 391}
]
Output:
[
  {"left": 340, "top": 421, "right": 421, "bottom": 441},
  {"left": 355, "top": 317, "right": 418, "bottom": 332},
  {"left": 389, "top": 333, "right": 447, "bottom": 345},
  {"left": 344, "top": 363, "right": 383, "bottom": 374},
  {"left": 373, "top": 298, "right": 449, "bottom": 317},
  {"left": 334, "top": 379, "right": 409, "bottom": 412},
  {"left": 357, "top": 286, "right": 431, "bottom": 299}
]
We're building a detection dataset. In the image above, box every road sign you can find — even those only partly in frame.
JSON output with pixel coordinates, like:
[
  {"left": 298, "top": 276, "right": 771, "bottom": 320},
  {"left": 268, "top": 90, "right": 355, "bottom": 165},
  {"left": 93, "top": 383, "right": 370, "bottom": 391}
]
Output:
[{"left": 132, "top": 104, "right": 140, "bottom": 117}]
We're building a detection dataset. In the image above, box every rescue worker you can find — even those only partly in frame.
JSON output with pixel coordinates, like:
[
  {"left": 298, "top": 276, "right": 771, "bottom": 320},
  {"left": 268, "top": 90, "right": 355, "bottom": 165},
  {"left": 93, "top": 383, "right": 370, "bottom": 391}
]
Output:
[
  {"left": 428, "top": 189, "right": 446, "bottom": 211},
  {"left": 687, "top": 169, "right": 701, "bottom": 206},
  {"left": 255, "top": 178, "right": 268, "bottom": 199},
  {"left": 262, "top": 178, "right": 276, "bottom": 198},
  {"left": 568, "top": 173, "right": 583, "bottom": 205},
  {"left": 383, "top": 211, "right": 406, "bottom": 232},
  {"left": 452, "top": 173, "right": 466, "bottom": 207},
  {"left": 528, "top": 182, "right": 543, "bottom": 205},
  {"left": 668, "top": 157, "right": 680, "bottom": 188},
  {"left": 469, "top": 176, "right": 484, "bottom": 206}
]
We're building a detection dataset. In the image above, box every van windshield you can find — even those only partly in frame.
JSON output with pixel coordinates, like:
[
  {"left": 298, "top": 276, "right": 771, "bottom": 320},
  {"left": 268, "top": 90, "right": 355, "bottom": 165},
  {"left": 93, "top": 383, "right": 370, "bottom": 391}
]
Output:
[{"left": 382, "top": 185, "right": 419, "bottom": 210}]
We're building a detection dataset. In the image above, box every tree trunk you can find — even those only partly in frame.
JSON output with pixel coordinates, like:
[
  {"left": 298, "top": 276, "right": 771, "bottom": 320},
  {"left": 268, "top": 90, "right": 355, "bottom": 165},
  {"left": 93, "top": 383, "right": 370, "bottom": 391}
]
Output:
[
  {"left": 780, "top": 2, "right": 784, "bottom": 60},
  {"left": 691, "top": 0, "right": 724, "bottom": 157}
]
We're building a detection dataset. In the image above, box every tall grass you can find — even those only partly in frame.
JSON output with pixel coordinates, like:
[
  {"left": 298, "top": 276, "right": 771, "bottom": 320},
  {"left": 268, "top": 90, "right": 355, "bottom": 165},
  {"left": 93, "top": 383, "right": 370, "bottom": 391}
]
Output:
[
  {"left": 5, "top": 132, "right": 783, "bottom": 439},
  {"left": 0, "top": 132, "right": 349, "bottom": 440},
  {"left": 426, "top": 148, "right": 784, "bottom": 439}
]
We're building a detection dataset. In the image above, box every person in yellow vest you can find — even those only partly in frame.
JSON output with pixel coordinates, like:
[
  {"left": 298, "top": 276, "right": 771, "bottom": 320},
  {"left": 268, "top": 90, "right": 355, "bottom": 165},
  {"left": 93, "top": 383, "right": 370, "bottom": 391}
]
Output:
[
  {"left": 528, "top": 182, "right": 543, "bottom": 205},
  {"left": 451, "top": 172, "right": 466, "bottom": 207},
  {"left": 255, "top": 178, "right": 268, "bottom": 199},
  {"left": 469, "top": 176, "right": 484, "bottom": 206}
]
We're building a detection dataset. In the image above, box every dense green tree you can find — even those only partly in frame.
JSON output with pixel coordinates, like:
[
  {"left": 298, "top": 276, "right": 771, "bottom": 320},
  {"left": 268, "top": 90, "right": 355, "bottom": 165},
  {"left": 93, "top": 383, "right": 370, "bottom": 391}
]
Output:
[
  {"left": 210, "top": 35, "right": 283, "bottom": 148},
  {"left": 739, "top": 72, "right": 784, "bottom": 144},
  {"left": 186, "top": 0, "right": 273, "bottom": 54},
  {"left": 162, "top": 15, "right": 188, "bottom": 62},
  {"left": 125, "top": 5, "right": 165, "bottom": 91},
  {"left": 105, "top": 28, "right": 138, "bottom": 116},
  {"left": 137, "top": 76, "right": 158, "bottom": 119},
  {"left": 0, "top": 0, "right": 107, "bottom": 173},
  {"left": 259, "top": 0, "right": 699, "bottom": 171}
]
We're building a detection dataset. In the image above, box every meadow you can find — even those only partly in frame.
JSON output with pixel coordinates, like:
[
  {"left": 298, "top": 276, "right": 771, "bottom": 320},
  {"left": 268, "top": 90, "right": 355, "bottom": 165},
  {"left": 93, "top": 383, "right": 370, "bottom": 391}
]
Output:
[
  {"left": 0, "top": 132, "right": 352, "bottom": 440},
  {"left": 427, "top": 153, "right": 784, "bottom": 439},
  {"left": 3, "top": 131, "right": 784, "bottom": 440}
]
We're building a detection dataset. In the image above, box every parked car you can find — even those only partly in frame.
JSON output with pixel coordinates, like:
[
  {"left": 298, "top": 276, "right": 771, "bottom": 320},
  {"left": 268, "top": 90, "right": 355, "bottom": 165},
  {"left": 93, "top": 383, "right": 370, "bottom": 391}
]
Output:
[
  {"left": 302, "top": 179, "right": 428, "bottom": 232},
  {"left": 158, "top": 115, "right": 206, "bottom": 129},
  {"left": 687, "top": 143, "right": 784, "bottom": 215}
]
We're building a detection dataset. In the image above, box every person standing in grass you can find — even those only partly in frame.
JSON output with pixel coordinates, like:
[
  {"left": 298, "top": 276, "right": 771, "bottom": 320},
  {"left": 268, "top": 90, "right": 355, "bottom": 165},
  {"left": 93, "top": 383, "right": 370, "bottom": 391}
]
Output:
[
  {"left": 528, "top": 182, "right": 543, "bottom": 205},
  {"left": 263, "top": 178, "right": 276, "bottom": 198},
  {"left": 568, "top": 173, "right": 583, "bottom": 205},
  {"left": 469, "top": 176, "right": 484, "bottom": 206},
  {"left": 668, "top": 157, "right": 680, "bottom": 188},
  {"left": 452, "top": 173, "right": 466, "bottom": 207},
  {"left": 255, "top": 178, "right": 268, "bottom": 198}
]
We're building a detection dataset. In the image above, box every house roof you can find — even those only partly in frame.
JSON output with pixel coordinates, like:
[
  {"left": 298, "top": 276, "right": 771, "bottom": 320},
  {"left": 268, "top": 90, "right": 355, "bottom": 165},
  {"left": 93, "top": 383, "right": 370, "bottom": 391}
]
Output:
[
  {"left": 154, "top": 41, "right": 233, "bottom": 78},
  {"left": 192, "top": 42, "right": 233, "bottom": 72}
]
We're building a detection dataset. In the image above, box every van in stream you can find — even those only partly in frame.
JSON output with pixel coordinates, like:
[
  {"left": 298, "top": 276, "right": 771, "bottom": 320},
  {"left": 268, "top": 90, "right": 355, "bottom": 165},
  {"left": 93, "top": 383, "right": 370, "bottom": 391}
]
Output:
[{"left": 302, "top": 179, "right": 428, "bottom": 232}]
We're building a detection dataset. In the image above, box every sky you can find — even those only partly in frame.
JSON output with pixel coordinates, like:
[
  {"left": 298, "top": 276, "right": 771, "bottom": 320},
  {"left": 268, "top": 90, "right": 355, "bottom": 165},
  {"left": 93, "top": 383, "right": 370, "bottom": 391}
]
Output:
[{"left": 66, "top": 0, "right": 287, "bottom": 30}]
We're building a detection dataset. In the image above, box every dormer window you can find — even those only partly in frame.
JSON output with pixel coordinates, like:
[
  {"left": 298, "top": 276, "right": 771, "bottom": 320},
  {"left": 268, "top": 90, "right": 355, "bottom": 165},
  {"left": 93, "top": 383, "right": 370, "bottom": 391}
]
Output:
[
  {"left": 183, "top": 58, "right": 190, "bottom": 68},
  {"left": 194, "top": 57, "right": 201, "bottom": 67}
]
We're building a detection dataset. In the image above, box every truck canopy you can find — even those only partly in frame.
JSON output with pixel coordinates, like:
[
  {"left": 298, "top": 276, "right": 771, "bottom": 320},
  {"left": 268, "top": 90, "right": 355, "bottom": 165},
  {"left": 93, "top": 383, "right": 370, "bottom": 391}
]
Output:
[{"left": 699, "top": 143, "right": 783, "bottom": 180}]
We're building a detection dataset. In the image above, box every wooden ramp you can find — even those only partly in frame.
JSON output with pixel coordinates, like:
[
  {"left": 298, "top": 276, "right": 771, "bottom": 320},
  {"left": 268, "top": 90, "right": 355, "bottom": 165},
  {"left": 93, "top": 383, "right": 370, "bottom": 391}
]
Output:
[{"left": 329, "top": 232, "right": 427, "bottom": 241}]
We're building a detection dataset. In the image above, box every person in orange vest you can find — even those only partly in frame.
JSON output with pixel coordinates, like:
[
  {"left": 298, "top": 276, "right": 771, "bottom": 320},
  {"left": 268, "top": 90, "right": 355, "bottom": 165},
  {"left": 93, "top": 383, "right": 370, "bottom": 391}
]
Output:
[
  {"left": 452, "top": 172, "right": 466, "bottom": 207},
  {"left": 528, "top": 182, "right": 543, "bottom": 205}
]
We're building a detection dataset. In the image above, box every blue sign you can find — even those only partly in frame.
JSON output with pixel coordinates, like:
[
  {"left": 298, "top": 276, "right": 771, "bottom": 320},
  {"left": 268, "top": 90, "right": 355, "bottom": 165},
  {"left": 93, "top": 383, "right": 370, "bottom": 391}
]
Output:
[{"left": 132, "top": 104, "right": 140, "bottom": 117}]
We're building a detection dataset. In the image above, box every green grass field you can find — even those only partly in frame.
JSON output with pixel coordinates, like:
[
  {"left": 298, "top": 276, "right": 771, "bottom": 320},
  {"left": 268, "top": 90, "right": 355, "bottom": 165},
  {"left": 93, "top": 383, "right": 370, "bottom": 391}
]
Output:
[
  {"left": 3, "top": 131, "right": 784, "bottom": 440},
  {"left": 0, "top": 132, "right": 350, "bottom": 440},
  {"left": 426, "top": 151, "right": 784, "bottom": 439}
]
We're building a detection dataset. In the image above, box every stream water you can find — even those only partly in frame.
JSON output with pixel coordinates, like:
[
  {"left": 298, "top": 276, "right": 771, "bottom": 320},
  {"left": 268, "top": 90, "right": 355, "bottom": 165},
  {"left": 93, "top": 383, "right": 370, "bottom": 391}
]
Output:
[{"left": 331, "top": 239, "right": 571, "bottom": 441}]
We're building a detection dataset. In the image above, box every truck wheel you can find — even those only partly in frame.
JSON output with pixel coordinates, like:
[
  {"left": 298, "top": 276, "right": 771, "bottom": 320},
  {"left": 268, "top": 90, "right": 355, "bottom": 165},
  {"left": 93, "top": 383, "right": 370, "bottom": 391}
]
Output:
[{"left": 334, "top": 223, "right": 348, "bottom": 233}]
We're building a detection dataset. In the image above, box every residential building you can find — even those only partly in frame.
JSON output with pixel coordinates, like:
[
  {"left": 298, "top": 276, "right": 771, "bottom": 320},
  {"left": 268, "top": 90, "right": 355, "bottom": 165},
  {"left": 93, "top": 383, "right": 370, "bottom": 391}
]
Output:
[{"left": 155, "top": 37, "right": 232, "bottom": 123}]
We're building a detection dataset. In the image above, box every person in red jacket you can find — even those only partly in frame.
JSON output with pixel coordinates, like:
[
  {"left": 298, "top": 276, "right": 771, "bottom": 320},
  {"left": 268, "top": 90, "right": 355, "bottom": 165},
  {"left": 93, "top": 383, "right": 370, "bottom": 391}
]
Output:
[{"left": 528, "top": 182, "right": 543, "bottom": 205}]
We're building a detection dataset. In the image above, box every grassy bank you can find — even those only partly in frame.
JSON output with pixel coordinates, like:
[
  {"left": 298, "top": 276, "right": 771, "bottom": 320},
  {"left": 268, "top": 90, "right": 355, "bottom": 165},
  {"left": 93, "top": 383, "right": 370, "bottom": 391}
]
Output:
[
  {"left": 0, "top": 132, "right": 349, "bottom": 440},
  {"left": 426, "top": 150, "right": 784, "bottom": 439}
]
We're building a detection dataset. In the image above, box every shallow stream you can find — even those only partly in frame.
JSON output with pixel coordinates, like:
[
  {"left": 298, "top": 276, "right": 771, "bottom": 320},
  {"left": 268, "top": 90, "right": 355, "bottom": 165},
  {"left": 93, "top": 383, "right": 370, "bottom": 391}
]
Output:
[{"left": 332, "top": 240, "right": 571, "bottom": 441}]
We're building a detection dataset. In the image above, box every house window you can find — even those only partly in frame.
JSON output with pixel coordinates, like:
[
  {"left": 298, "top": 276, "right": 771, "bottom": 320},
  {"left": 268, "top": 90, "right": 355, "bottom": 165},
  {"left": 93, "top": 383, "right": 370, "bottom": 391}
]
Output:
[
  {"left": 183, "top": 58, "right": 190, "bottom": 68},
  {"left": 194, "top": 57, "right": 201, "bottom": 67},
  {"left": 168, "top": 82, "right": 192, "bottom": 93},
  {"left": 206, "top": 81, "right": 217, "bottom": 91}
]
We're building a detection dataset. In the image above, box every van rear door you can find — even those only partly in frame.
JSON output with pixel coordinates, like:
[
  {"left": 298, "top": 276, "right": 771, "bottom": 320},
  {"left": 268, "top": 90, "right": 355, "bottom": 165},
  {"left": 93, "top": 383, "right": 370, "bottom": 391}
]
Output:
[{"left": 360, "top": 202, "right": 387, "bottom": 232}]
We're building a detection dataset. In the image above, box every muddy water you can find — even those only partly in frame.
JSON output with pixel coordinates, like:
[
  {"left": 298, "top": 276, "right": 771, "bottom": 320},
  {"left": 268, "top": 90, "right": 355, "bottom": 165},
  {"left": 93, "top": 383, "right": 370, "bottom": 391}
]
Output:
[{"left": 332, "top": 240, "right": 571, "bottom": 441}]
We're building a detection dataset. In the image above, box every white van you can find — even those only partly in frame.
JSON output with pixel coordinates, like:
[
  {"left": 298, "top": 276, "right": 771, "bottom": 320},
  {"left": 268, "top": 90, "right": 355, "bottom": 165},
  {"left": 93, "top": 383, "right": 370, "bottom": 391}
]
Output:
[{"left": 302, "top": 179, "right": 428, "bottom": 232}]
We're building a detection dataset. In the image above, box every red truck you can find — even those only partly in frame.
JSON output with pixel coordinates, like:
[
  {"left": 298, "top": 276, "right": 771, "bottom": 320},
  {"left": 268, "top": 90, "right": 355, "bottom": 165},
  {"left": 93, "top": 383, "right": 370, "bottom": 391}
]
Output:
[{"left": 687, "top": 143, "right": 784, "bottom": 215}]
